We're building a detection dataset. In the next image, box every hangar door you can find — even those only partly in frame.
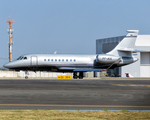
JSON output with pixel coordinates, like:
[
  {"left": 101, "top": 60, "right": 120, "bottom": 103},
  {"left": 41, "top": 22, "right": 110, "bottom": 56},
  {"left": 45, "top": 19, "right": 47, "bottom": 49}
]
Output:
[{"left": 140, "top": 52, "right": 150, "bottom": 77}]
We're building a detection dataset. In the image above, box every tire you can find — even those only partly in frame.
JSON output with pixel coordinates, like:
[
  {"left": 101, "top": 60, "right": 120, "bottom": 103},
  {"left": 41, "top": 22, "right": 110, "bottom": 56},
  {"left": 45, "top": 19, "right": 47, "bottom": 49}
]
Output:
[
  {"left": 25, "top": 76, "right": 28, "bottom": 79},
  {"left": 79, "top": 76, "right": 83, "bottom": 79},
  {"left": 73, "top": 76, "right": 78, "bottom": 79}
]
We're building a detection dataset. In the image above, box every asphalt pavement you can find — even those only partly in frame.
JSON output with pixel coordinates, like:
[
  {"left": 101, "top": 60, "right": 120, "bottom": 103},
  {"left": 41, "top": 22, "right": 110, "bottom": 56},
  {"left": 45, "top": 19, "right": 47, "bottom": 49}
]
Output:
[{"left": 0, "top": 79, "right": 150, "bottom": 110}]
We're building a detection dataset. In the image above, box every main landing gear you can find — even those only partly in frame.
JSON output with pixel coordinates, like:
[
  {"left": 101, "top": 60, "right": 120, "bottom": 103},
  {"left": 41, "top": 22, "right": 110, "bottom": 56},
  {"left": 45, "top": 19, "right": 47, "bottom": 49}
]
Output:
[{"left": 73, "top": 72, "right": 83, "bottom": 79}]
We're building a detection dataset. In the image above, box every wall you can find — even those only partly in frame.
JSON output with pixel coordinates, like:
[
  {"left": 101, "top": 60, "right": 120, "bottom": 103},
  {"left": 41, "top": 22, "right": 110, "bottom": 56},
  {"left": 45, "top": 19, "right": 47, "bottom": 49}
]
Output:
[
  {"left": 18, "top": 71, "right": 73, "bottom": 78},
  {"left": 121, "top": 53, "right": 140, "bottom": 77},
  {"left": 96, "top": 36, "right": 125, "bottom": 54},
  {"left": 140, "top": 52, "right": 150, "bottom": 77},
  {"left": 0, "top": 70, "right": 18, "bottom": 77},
  {"left": 0, "top": 70, "right": 106, "bottom": 78}
]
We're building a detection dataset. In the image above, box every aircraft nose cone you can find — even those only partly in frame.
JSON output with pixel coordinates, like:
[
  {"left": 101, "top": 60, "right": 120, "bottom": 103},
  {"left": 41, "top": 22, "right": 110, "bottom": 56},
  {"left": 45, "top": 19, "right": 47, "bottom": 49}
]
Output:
[{"left": 3, "top": 62, "right": 13, "bottom": 68}]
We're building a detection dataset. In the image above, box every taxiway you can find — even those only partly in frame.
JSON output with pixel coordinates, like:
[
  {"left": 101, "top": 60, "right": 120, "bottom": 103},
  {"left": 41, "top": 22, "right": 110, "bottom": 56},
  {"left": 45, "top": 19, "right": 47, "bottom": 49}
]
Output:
[{"left": 0, "top": 79, "right": 150, "bottom": 110}]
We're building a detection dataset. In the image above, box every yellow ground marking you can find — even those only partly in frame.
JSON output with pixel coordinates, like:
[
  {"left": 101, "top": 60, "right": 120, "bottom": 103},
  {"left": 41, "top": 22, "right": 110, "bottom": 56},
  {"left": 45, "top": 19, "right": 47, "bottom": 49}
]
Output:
[
  {"left": 57, "top": 75, "right": 71, "bottom": 79},
  {"left": 0, "top": 104, "right": 150, "bottom": 108},
  {"left": 113, "top": 84, "right": 150, "bottom": 87}
]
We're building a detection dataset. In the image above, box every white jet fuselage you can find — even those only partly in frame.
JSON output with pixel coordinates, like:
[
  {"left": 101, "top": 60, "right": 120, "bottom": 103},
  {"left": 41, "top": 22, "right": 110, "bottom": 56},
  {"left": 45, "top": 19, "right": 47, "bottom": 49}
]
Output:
[{"left": 3, "top": 54, "right": 137, "bottom": 72}]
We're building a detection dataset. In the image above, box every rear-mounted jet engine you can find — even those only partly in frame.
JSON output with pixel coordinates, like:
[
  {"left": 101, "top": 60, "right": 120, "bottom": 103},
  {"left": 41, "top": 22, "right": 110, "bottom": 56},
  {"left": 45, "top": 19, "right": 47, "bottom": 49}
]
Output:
[{"left": 96, "top": 54, "right": 120, "bottom": 64}]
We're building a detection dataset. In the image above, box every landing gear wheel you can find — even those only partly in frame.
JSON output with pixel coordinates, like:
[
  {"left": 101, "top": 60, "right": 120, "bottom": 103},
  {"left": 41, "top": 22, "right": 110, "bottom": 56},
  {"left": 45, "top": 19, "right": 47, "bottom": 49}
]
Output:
[
  {"left": 79, "top": 76, "right": 83, "bottom": 79},
  {"left": 73, "top": 76, "right": 78, "bottom": 79},
  {"left": 73, "top": 72, "right": 83, "bottom": 79},
  {"left": 73, "top": 72, "right": 78, "bottom": 79},
  {"left": 25, "top": 76, "right": 28, "bottom": 79},
  {"left": 79, "top": 72, "right": 83, "bottom": 79}
]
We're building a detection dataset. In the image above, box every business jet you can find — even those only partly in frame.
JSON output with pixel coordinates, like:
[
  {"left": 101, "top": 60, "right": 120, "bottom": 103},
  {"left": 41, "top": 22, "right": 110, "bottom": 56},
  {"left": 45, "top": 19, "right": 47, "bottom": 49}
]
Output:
[{"left": 4, "top": 30, "right": 139, "bottom": 79}]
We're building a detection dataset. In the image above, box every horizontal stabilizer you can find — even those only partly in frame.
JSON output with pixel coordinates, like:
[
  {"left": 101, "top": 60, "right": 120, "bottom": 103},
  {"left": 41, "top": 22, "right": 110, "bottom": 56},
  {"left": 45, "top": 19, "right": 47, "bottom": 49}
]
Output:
[
  {"left": 134, "top": 50, "right": 150, "bottom": 52},
  {"left": 117, "top": 48, "right": 149, "bottom": 52},
  {"left": 117, "top": 48, "right": 135, "bottom": 51}
]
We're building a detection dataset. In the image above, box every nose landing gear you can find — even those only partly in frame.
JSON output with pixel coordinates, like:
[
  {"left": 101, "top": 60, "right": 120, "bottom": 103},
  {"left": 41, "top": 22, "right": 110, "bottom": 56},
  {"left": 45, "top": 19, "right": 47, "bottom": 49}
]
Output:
[{"left": 25, "top": 71, "right": 29, "bottom": 79}]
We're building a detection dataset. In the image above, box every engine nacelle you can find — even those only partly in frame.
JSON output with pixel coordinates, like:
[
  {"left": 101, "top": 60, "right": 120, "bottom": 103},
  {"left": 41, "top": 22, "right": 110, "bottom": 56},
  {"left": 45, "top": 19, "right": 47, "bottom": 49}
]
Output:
[{"left": 96, "top": 54, "right": 120, "bottom": 64}]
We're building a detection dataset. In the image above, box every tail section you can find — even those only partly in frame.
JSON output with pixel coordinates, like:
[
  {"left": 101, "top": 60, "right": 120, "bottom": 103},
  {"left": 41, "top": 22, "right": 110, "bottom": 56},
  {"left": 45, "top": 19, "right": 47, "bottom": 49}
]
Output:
[{"left": 107, "top": 30, "right": 139, "bottom": 57}]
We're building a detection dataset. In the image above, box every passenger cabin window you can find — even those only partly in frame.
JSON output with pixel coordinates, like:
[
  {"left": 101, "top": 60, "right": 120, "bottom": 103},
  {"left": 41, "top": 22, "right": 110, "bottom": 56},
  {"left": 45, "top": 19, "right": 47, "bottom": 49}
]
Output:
[{"left": 42, "top": 58, "right": 76, "bottom": 62}]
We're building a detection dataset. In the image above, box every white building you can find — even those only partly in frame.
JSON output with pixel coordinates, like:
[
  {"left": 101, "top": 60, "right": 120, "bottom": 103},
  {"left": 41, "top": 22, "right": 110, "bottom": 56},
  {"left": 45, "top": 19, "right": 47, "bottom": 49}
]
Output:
[{"left": 96, "top": 34, "right": 150, "bottom": 77}]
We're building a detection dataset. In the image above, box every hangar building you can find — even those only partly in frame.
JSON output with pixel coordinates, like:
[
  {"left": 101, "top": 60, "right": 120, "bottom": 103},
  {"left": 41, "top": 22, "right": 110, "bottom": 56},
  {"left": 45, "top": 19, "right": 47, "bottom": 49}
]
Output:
[{"left": 96, "top": 32, "right": 150, "bottom": 77}]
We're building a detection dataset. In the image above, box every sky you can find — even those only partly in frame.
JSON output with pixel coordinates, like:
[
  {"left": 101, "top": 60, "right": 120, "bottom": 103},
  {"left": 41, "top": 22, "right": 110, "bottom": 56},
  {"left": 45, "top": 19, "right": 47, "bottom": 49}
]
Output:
[{"left": 0, "top": 0, "right": 150, "bottom": 67}]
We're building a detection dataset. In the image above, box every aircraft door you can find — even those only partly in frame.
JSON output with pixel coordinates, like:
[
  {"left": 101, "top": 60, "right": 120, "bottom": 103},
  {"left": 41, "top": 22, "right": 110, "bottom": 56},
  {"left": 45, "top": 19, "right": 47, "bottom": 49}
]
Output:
[{"left": 30, "top": 56, "right": 38, "bottom": 70}]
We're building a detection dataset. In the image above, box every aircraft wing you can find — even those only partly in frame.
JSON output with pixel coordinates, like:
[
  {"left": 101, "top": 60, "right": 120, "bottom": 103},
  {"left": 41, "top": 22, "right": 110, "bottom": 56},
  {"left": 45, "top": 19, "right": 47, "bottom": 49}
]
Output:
[
  {"left": 73, "top": 69, "right": 105, "bottom": 72},
  {"left": 58, "top": 67, "right": 105, "bottom": 72},
  {"left": 134, "top": 50, "right": 150, "bottom": 52}
]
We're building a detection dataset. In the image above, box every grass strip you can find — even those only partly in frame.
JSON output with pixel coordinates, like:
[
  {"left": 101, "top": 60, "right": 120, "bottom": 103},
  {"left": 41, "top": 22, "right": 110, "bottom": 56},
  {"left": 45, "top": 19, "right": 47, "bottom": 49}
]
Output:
[{"left": 0, "top": 110, "right": 150, "bottom": 120}]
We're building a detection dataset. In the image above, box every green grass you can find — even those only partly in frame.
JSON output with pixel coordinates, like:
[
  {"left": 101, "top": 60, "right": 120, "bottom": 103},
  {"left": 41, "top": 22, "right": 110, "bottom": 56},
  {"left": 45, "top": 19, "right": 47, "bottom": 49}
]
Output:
[{"left": 0, "top": 110, "right": 150, "bottom": 120}]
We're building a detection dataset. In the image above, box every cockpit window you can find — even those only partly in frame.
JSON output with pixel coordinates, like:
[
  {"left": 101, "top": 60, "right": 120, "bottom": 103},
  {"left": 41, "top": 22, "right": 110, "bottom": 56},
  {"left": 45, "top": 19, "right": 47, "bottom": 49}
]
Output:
[
  {"left": 17, "top": 56, "right": 27, "bottom": 60},
  {"left": 17, "top": 56, "right": 22, "bottom": 60},
  {"left": 20, "top": 57, "right": 24, "bottom": 60},
  {"left": 24, "top": 57, "right": 27, "bottom": 60}
]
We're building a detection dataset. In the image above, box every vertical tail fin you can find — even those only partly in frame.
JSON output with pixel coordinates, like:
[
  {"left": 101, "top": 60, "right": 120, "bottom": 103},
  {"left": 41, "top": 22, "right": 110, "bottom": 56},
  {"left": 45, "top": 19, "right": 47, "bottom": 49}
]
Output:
[{"left": 106, "top": 30, "right": 139, "bottom": 57}]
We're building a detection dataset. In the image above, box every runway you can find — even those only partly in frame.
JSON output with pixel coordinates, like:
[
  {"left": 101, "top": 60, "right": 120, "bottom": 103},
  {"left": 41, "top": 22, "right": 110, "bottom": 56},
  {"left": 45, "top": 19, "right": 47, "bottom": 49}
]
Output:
[{"left": 0, "top": 79, "right": 150, "bottom": 110}]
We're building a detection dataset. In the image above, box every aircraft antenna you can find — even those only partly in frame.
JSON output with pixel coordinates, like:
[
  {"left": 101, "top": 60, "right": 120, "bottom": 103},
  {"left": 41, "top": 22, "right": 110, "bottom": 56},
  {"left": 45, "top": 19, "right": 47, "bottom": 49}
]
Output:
[
  {"left": 6, "top": 16, "right": 14, "bottom": 62},
  {"left": 54, "top": 51, "right": 57, "bottom": 54}
]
